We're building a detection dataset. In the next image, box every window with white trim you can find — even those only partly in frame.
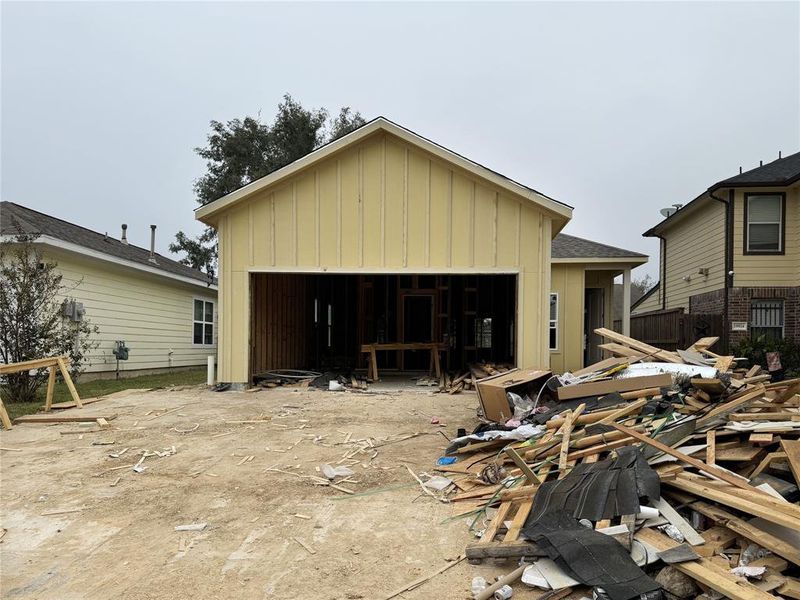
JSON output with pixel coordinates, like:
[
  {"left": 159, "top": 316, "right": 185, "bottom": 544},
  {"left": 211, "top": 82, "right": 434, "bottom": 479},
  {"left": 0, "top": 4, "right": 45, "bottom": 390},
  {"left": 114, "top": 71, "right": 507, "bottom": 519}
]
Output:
[
  {"left": 549, "top": 293, "right": 558, "bottom": 350},
  {"left": 750, "top": 299, "right": 783, "bottom": 341},
  {"left": 193, "top": 299, "right": 214, "bottom": 345},
  {"left": 746, "top": 194, "right": 783, "bottom": 253}
]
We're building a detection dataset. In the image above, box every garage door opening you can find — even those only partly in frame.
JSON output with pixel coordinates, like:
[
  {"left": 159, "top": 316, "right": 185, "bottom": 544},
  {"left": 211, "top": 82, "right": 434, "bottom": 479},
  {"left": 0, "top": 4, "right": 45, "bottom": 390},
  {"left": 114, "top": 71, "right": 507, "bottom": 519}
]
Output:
[{"left": 249, "top": 273, "right": 517, "bottom": 382}]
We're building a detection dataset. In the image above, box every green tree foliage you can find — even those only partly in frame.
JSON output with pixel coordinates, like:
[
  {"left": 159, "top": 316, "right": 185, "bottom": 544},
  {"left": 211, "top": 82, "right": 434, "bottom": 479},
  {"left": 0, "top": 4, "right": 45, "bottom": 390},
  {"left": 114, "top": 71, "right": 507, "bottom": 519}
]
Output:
[
  {"left": 0, "top": 229, "right": 99, "bottom": 402},
  {"left": 171, "top": 94, "right": 366, "bottom": 274}
]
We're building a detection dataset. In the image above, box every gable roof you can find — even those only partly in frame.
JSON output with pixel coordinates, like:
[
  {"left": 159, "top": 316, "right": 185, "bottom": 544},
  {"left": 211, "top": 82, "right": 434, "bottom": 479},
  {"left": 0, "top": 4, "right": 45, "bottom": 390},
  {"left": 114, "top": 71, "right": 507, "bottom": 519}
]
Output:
[
  {"left": 1, "top": 202, "right": 215, "bottom": 288},
  {"left": 195, "top": 116, "right": 573, "bottom": 226},
  {"left": 645, "top": 150, "right": 800, "bottom": 237},
  {"left": 631, "top": 281, "right": 659, "bottom": 311},
  {"left": 551, "top": 233, "right": 647, "bottom": 263}
]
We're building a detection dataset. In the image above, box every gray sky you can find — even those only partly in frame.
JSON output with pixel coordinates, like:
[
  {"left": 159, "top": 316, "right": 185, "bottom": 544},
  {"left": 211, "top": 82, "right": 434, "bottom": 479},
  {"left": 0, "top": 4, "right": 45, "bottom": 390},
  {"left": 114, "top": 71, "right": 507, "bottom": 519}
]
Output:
[{"left": 3, "top": 1, "right": 799, "bottom": 280}]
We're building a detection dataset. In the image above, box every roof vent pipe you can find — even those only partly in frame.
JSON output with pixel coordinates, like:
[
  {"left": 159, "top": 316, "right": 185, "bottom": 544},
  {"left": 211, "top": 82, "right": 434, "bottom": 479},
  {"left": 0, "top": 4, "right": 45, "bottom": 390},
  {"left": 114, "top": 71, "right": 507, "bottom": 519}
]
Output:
[
  {"left": 121, "top": 224, "right": 128, "bottom": 245},
  {"left": 149, "top": 225, "right": 158, "bottom": 263},
  {"left": 779, "top": 150, "right": 782, "bottom": 159}
]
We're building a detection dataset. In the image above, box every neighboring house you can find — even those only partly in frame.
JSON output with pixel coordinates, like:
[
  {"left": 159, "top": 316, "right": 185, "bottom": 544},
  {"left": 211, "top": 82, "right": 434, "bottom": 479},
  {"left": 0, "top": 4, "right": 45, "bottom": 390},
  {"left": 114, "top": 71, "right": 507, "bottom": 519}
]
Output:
[
  {"left": 637, "top": 151, "right": 799, "bottom": 347},
  {"left": 194, "top": 117, "right": 647, "bottom": 384},
  {"left": 0, "top": 202, "right": 218, "bottom": 377}
]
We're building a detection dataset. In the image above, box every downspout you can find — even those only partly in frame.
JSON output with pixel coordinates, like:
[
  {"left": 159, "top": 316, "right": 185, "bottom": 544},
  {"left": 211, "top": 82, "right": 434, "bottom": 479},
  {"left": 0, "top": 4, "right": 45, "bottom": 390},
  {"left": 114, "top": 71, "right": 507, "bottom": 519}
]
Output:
[
  {"left": 651, "top": 234, "right": 667, "bottom": 311},
  {"left": 709, "top": 188, "right": 733, "bottom": 351}
]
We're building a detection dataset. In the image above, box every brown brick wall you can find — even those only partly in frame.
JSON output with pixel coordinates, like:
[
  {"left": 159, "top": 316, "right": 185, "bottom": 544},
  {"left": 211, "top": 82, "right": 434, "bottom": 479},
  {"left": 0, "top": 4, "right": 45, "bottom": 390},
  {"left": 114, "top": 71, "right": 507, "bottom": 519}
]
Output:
[
  {"left": 689, "top": 289, "right": 725, "bottom": 315},
  {"left": 727, "top": 287, "right": 800, "bottom": 346},
  {"left": 688, "top": 286, "right": 799, "bottom": 349}
]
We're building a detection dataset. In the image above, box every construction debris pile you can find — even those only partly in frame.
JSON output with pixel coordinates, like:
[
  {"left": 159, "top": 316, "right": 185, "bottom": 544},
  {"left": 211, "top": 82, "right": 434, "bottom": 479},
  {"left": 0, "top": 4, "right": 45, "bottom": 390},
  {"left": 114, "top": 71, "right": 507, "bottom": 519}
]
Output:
[{"left": 433, "top": 329, "right": 800, "bottom": 600}]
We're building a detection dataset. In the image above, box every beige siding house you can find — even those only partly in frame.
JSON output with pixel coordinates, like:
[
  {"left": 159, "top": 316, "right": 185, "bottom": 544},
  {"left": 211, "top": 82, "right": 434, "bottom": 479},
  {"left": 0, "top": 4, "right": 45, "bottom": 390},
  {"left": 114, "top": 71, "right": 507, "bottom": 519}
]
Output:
[
  {"left": 195, "top": 118, "right": 646, "bottom": 384},
  {"left": 1, "top": 202, "right": 218, "bottom": 377},
  {"left": 638, "top": 151, "right": 800, "bottom": 346}
]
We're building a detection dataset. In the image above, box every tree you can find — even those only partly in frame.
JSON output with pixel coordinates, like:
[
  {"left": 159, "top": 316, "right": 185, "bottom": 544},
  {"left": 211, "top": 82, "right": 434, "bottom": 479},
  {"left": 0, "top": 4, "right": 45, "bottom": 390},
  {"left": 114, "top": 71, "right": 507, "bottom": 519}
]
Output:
[
  {"left": 0, "top": 229, "right": 98, "bottom": 403},
  {"left": 631, "top": 274, "right": 655, "bottom": 302},
  {"left": 171, "top": 95, "right": 366, "bottom": 273}
]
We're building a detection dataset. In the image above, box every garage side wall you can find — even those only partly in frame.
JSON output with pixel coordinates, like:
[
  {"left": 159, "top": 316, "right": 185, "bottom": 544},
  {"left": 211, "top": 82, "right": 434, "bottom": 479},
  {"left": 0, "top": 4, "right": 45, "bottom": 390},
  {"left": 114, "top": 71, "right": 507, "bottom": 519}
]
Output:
[
  {"left": 549, "top": 263, "right": 585, "bottom": 374},
  {"left": 217, "top": 132, "right": 555, "bottom": 383}
]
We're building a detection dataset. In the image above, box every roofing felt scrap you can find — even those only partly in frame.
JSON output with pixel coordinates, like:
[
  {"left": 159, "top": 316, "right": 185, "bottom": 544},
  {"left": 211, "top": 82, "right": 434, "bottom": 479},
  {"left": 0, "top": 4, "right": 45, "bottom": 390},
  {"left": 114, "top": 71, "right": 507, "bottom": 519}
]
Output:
[
  {"left": 521, "top": 509, "right": 662, "bottom": 600},
  {"left": 528, "top": 447, "right": 660, "bottom": 522}
]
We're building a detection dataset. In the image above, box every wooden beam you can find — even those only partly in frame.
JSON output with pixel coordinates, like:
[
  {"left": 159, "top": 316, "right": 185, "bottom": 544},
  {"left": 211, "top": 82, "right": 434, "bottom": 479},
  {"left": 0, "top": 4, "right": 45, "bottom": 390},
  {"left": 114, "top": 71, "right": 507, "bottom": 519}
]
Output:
[
  {"left": 687, "top": 500, "right": 800, "bottom": 565},
  {"left": 635, "top": 528, "right": 778, "bottom": 600},
  {"left": 706, "top": 430, "right": 715, "bottom": 466},
  {"left": 558, "top": 404, "right": 585, "bottom": 474},
  {"left": 0, "top": 398, "right": 12, "bottom": 430},
  {"left": 0, "top": 355, "right": 65, "bottom": 375},
  {"left": 666, "top": 475, "right": 800, "bottom": 530},
  {"left": 781, "top": 439, "right": 800, "bottom": 486},
  {"left": 505, "top": 447, "right": 540, "bottom": 485},
  {"left": 57, "top": 357, "right": 83, "bottom": 409},
  {"left": 44, "top": 366, "right": 56, "bottom": 412},
  {"left": 594, "top": 327, "right": 683, "bottom": 363},
  {"left": 13, "top": 414, "right": 117, "bottom": 424},
  {"left": 696, "top": 385, "right": 765, "bottom": 426},
  {"left": 612, "top": 422, "right": 764, "bottom": 494}
]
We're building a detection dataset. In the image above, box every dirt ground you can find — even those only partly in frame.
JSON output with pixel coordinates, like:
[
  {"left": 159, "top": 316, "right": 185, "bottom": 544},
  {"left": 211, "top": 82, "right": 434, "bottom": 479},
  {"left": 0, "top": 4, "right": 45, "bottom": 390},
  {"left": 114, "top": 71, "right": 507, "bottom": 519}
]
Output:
[{"left": 0, "top": 383, "right": 561, "bottom": 600}]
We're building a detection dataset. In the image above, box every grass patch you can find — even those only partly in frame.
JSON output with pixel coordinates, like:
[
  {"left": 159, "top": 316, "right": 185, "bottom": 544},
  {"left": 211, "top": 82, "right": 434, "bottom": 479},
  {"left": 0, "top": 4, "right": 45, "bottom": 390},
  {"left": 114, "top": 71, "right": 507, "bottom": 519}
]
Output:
[{"left": 3, "top": 368, "right": 206, "bottom": 421}]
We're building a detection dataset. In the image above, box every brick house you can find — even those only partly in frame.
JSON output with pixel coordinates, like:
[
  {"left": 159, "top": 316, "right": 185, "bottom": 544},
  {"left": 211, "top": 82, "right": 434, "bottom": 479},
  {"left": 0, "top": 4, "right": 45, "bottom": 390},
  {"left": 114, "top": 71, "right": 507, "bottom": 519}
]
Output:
[{"left": 633, "top": 151, "right": 799, "bottom": 349}]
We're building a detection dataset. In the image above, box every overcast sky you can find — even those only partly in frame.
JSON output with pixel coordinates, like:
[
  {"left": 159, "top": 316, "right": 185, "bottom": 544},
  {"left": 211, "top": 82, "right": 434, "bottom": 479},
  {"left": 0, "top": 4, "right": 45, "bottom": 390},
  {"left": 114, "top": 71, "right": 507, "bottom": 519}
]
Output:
[{"left": 2, "top": 1, "right": 799, "bottom": 280}]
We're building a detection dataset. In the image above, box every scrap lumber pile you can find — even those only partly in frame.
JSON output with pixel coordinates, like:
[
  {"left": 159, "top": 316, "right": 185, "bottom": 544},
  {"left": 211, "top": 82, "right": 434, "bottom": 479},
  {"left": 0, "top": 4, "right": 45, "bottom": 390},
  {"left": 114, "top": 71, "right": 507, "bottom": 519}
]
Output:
[
  {"left": 428, "top": 332, "right": 800, "bottom": 600},
  {"left": 431, "top": 362, "right": 515, "bottom": 395}
]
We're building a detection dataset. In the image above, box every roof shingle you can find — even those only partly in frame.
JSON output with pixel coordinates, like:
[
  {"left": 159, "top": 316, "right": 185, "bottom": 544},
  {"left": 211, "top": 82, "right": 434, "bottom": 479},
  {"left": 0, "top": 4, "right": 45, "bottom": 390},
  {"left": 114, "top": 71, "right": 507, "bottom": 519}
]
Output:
[
  {"left": 552, "top": 233, "right": 647, "bottom": 260},
  {"left": 711, "top": 151, "right": 800, "bottom": 189},
  {"left": 0, "top": 202, "right": 214, "bottom": 285}
]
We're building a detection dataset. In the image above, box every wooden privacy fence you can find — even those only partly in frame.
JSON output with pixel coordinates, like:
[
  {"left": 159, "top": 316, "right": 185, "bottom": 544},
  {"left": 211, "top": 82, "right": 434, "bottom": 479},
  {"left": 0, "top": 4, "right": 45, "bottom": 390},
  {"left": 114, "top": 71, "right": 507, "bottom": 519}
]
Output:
[{"left": 613, "top": 309, "right": 723, "bottom": 351}]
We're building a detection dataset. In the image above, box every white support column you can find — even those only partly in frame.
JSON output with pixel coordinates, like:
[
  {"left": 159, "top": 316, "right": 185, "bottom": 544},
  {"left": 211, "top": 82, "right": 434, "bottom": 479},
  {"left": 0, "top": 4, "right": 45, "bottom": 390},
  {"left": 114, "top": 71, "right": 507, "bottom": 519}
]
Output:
[{"left": 622, "top": 267, "right": 632, "bottom": 336}]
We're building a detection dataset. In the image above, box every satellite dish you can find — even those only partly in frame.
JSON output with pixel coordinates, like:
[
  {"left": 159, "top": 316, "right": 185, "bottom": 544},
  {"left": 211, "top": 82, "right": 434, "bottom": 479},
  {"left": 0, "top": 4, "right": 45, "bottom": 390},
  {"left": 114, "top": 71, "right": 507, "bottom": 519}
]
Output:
[{"left": 660, "top": 207, "right": 677, "bottom": 218}]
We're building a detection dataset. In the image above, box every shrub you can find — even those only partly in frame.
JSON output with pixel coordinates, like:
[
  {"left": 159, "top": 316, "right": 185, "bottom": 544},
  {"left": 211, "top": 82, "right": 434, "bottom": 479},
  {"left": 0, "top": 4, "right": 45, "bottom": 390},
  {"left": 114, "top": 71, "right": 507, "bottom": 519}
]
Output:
[{"left": 731, "top": 336, "right": 800, "bottom": 377}]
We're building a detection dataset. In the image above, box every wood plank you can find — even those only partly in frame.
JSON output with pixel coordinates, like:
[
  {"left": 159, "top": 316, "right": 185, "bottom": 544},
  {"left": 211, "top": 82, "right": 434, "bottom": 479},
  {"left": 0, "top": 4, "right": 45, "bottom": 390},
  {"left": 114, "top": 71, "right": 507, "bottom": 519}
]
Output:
[
  {"left": 635, "top": 528, "right": 778, "bottom": 600},
  {"left": 558, "top": 404, "right": 585, "bottom": 474},
  {"left": 480, "top": 501, "right": 513, "bottom": 544},
  {"left": 780, "top": 439, "right": 800, "bottom": 485},
  {"left": 687, "top": 501, "right": 800, "bottom": 565},
  {"left": 504, "top": 499, "right": 533, "bottom": 542},
  {"left": 696, "top": 385, "right": 766, "bottom": 426},
  {"left": 706, "top": 431, "right": 715, "bottom": 466},
  {"left": 57, "top": 357, "right": 83, "bottom": 409},
  {"left": 0, "top": 355, "right": 64, "bottom": 375},
  {"left": 774, "top": 381, "right": 800, "bottom": 405},
  {"left": 13, "top": 414, "right": 117, "bottom": 424},
  {"left": 594, "top": 327, "right": 683, "bottom": 363},
  {"left": 652, "top": 496, "right": 705, "bottom": 546},
  {"left": 0, "top": 398, "right": 12, "bottom": 430},
  {"left": 665, "top": 476, "right": 800, "bottom": 530},
  {"left": 611, "top": 422, "right": 762, "bottom": 494},
  {"left": 556, "top": 374, "right": 673, "bottom": 401},
  {"left": 465, "top": 540, "right": 541, "bottom": 561},
  {"left": 44, "top": 366, "right": 56, "bottom": 412},
  {"left": 505, "top": 447, "right": 540, "bottom": 485}
]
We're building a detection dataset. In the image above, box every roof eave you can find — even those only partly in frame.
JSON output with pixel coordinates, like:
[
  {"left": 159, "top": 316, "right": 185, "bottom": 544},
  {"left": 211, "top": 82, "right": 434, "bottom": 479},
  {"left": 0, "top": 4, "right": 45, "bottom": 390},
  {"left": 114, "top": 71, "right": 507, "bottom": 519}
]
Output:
[{"left": 7, "top": 234, "right": 218, "bottom": 290}]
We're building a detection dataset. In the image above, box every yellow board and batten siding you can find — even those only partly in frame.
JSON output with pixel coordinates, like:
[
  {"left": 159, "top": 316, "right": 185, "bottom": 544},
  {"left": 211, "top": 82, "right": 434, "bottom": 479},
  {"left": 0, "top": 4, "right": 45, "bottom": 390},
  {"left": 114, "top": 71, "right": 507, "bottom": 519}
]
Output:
[
  {"left": 549, "top": 264, "right": 585, "bottom": 374},
  {"left": 214, "top": 131, "right": 560, "bottom": 383},
  {"left": 46, "top": 249, "right": 217, "bottom": 374}
]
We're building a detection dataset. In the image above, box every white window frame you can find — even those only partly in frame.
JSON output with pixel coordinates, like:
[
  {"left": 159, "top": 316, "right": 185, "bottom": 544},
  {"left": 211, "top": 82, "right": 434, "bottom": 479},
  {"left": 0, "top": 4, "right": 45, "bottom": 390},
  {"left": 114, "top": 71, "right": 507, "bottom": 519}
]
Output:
[
  {"left": 745, "top": 193, "right": 783, "bottom": 253},
  {"left": 192, "top": 298, "right": 215, "bottom": 346},
  {"left": 549, "top": 293, "right": 559, "bottom": 351}
]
